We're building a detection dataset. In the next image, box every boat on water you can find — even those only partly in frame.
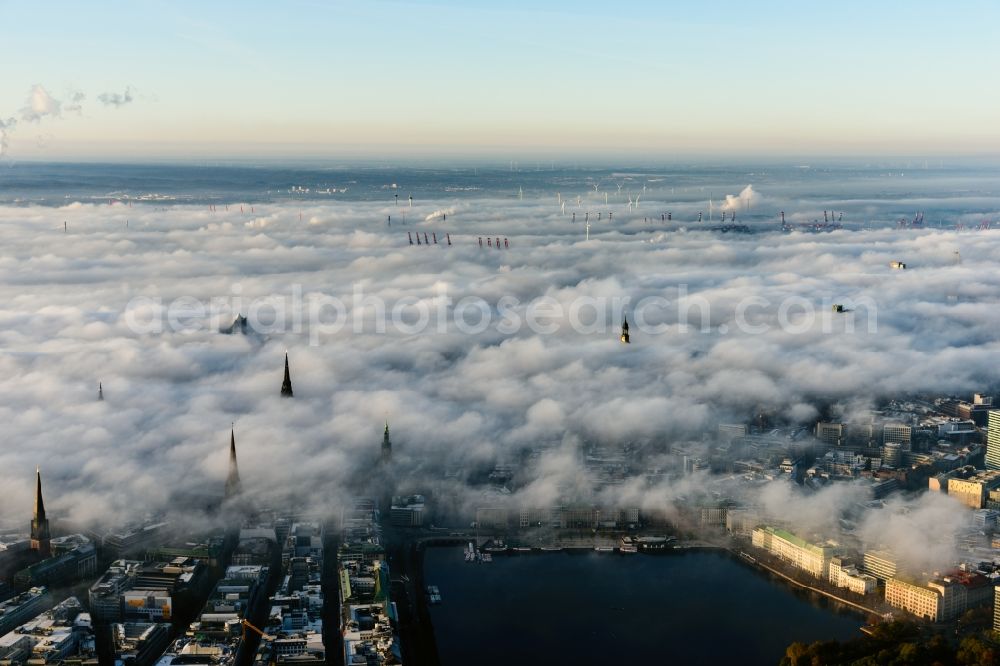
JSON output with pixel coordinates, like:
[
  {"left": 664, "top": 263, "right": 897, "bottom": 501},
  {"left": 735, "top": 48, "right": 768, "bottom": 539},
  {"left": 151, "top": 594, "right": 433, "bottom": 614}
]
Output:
[
  {"left": 635, "top": 536, "right": 676, "bottom": 551},
  {"left": 619, "top": 544, "right": 638, "bottom": 554},
  {"left": 483, "top": 539, "right": 507, "bottom": 553},
  {"left": 540, "top": 545, "right": 562, "bottom": 552},
  {"left": 594, "top": 546, "right": 615, "bottom": 553}
]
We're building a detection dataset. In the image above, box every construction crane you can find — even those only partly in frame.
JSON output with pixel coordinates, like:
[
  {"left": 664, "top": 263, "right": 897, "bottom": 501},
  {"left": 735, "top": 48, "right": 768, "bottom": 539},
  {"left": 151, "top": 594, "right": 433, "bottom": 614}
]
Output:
[
  {"left": 241, "top": 618, "right": 274, "bottom": 641},
  {"left": 240, "top": 619, "right": 277, "bottom": 665}
]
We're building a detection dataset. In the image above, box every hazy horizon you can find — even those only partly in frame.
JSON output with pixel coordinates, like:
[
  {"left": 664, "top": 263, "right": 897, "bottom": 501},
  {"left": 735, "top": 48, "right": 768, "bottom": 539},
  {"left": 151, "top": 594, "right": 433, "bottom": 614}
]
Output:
[{"left": 3, "top": 1, "right": 999, "bottom": 161}]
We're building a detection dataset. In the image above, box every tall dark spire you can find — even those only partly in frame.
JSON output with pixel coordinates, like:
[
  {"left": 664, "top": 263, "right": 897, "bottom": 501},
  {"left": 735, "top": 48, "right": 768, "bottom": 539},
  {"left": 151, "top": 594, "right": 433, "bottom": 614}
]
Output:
[
  {"left": 381, "top": 421, "right": 392, "bottom": 463},
  {"left": 280, "top": 352, "right": 294, "bottom": 398},
  {"left": 98, "top": 382, "right": 104, "bottom": 401},
  {"left": 31, "top": 467, "right": 51, "bottom": 558},
  {"left": 620, "top": 315, "right": 630, "bottom": 344},
  {"left": 225, "top": 427, "right": 242, "bottom": 499}
]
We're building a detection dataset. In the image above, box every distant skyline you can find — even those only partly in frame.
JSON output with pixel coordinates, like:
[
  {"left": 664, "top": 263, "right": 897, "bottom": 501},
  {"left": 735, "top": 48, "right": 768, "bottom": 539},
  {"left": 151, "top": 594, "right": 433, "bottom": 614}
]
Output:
[{"left": 2, "top": 0, "right": 999, "bottom": 160}]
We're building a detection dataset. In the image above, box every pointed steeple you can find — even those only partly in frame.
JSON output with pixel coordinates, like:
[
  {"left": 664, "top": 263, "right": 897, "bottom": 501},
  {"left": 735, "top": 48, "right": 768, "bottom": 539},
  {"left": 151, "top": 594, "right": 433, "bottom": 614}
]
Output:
[
  {"left": 381, "top": 421, "right": 392, "bottom": 463},
  {"left": 225, "top": 427, "right": 242, "bottom": 499},
  {"left": 620, "top": 315, "right": 630, "bottom": 344},
  {"left": 31, "top": 467, "right": 51, "bottom": 558},
  {"left": 34, "top": 467, "right": 45, "bottom": 520},
  {"left": 280, "top": 352, "right": 294, "bottom": 398},
  {"left": 98, "top": 382, "right": 104, "bottom": 401}
]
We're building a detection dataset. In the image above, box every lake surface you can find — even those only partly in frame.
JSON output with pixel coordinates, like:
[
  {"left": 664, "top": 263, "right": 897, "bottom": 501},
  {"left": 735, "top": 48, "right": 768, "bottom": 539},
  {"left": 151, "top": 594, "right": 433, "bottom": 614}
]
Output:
[{"left": 424, "top": 548, "right": 862, "bottom": 666}]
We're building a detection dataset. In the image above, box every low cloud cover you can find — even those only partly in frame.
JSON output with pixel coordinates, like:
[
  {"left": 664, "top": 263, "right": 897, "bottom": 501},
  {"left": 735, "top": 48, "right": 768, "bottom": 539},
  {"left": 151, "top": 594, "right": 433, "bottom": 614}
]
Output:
[{"left": 0, "top": 175, "right": 997, "bottom": 570}]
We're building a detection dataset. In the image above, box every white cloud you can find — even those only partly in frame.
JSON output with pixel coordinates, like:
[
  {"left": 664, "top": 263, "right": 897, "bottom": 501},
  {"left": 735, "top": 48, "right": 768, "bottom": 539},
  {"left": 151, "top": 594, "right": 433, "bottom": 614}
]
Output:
[
  {"left": 20, "top": 84, "right": 62, "bottom": 122},
  {"left": 97, "top": 86, "right": 134, "bottom": 108}
]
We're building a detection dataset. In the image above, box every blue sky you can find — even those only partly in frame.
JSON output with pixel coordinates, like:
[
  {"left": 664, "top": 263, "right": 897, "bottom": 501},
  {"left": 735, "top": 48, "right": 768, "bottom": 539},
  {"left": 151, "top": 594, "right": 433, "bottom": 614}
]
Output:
[{"left": 2, "top": 0, "right": 998, "bottom": 159}]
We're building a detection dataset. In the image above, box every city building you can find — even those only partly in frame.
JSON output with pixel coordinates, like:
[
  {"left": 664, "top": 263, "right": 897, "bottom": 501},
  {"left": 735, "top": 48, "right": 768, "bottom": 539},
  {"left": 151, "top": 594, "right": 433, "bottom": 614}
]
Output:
[
  {"left": 558, "top": 506, "right": 601, "bottom": 529},
  {"left": 88, "top": 557, "right": 206, "bottom": 623},
  {"left": 110, "top": 622, "right": 172, "bottom": 666},
  {"left": 0, "top": 596, "right": 94, "bottom": 664},
  {"left": 882, "top": 442, "right": 903, "bottom": 468},
  {"left": 846, "top": 421, "right": 877, "bottom": 448},
  {"left": 283, "top": 521, "right": 324, "bottom": 569},
  {"left": 885, "top": 572, "right": 993, "bottom": 622},
  {"left": 828, "top": 557, "right": 877, "bottom": 595},
  {"left": 339, "top": 499, "right": 384, "bottom": 565},
  {"left": 101, "top": 521, "right": 170, "bottom": 557},
  {"left": 475, "top": 506, "right": 508, "bottom": 531},
  {"left": 0, "top": 587, "right": 48, "bottom": 637},
  {"left": 145, "top": 537, "right": 226, "bottom": 568},
  {"left": 946, "top": 469, "right": 1000, "bottom": 509},
  {"left": 390, "top": 495, "right": 425, "bottom": 527},
  {"left": 819, "top": 450, "right": 867, "bottom": 478},
  {"left": 937, "top": 420, "right": 980, "bottom": 447},
  {"left": 13, "top": 535, "right": 97, "bottom": 590},
  {"left": 987, "top": 411, "right": 1000, "bottom": 470},
  {"left": 885, "top": 578, "right": 953, "bottom": 622},
  {"left": 518, "top": 508, "right": 547, "bottom": 529},
  {"left": 943, "top": 394, "right": 994, "bottom": 428},
  {"left": 718, "top": 424, "right": 748, "bottom": 441},
  {"left": 883, "top": 422, "right": 912, "bottom": 447},
  {"left": 233, "top": 533, "right": 276, "bottom": 567},
  {"left": 725, "top": 508, "right": 760, "bottom": 536},
  {"left": 994, "top": 587, "right": 1000, "bottom": 634},
  {"left": 973, "top": 509, "right": 999, "bottom": 532},
  {"left": 88, "top": 560, "right": 141, "bottom": 622},
  {"left": 815, "top": 422, "right": 845, "bottom": 448},
  {"left": 699, "top": 506, "right": 728, "bottom": 528},
  {"left": 340, "top": 560, "right": 401, "bottom": 666},
  {"left": 862, "top": 550, "right": 899, "bottom": 582},
  {"left": 751, "top": 526, "right": 833, "bottom": 579}
]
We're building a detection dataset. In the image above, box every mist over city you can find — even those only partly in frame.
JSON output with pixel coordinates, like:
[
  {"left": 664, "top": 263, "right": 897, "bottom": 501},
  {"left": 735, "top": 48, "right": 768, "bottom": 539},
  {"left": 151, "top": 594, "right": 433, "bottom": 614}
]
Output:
[{"left": 3, "top": 1, "right": 1000, "bottom": 665}]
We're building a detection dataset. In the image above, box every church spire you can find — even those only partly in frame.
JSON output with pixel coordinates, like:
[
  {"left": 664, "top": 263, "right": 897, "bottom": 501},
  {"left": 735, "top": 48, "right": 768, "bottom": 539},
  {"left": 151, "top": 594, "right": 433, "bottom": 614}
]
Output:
[
  {"left": 381, "top": 421, "right": 392, "bottom": 463},
  {"left": 620, "top": 315, "right": 630, "bottom": 344},
  {"left": 280, "top": 352, "right": 294, "bottom": 398},
  {"left": 225, "top": 427, "right": 242, "bottom": 499},
  {"left": 31, "top": 467, "right": 51, "bottom": 558}
]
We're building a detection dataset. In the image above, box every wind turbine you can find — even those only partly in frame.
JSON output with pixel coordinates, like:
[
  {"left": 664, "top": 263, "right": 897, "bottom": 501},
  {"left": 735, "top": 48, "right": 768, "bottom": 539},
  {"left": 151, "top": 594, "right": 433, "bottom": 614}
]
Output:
[{"left": 586, "top": 221, "right": 591, "bottom": 241}]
